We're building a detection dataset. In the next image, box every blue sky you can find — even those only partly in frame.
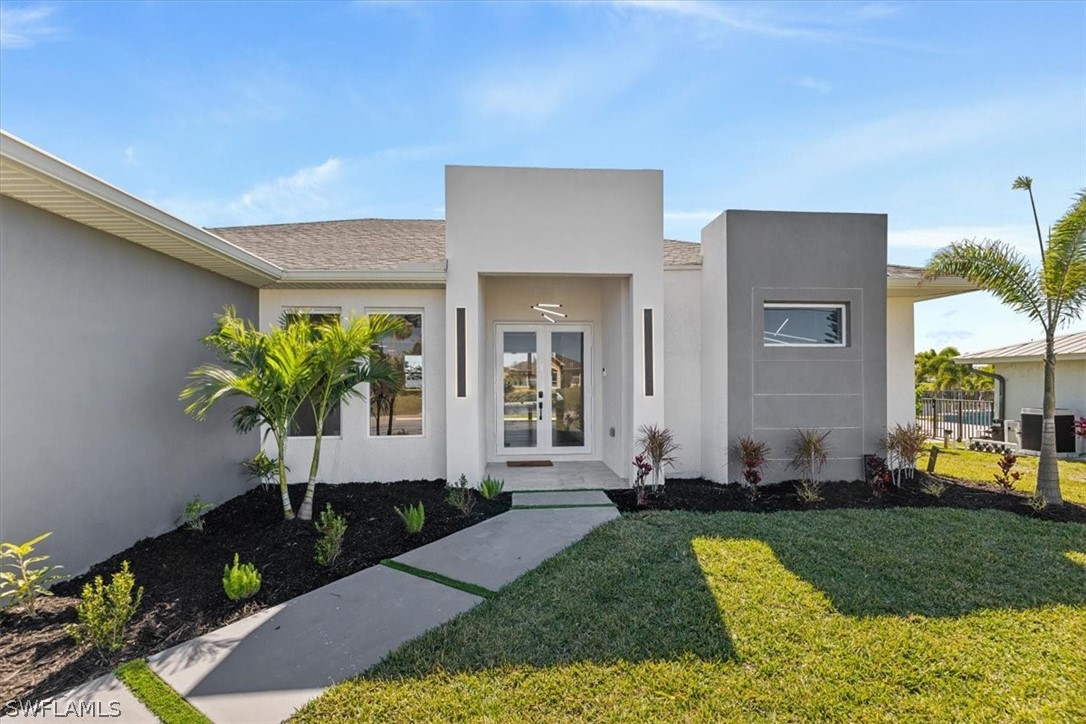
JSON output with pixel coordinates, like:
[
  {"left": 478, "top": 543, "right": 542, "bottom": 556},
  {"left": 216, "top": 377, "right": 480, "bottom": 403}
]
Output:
[{"left": 2, "top": 1, "right": 1084, "bottom": 353}]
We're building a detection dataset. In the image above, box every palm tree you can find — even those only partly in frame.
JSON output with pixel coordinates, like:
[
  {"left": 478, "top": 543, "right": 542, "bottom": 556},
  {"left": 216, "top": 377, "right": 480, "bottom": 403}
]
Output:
[
  {"left": 925, "top": 180, "right": 1086, "bottom": 505},
  {"left": 295, "top": 314, "right": 403, "bottom": 520},
  {"left": 180, "top": 309, "right": 319, "bottom": 520}
]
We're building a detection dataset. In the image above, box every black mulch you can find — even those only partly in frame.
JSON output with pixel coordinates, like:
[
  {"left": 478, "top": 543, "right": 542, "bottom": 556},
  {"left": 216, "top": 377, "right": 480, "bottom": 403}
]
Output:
[
  {"left": 1, "top": 481, "right": 510, "bottom": 705},
  {"left": 606, "top": 473, "right": 1086, "bottom": 524}
]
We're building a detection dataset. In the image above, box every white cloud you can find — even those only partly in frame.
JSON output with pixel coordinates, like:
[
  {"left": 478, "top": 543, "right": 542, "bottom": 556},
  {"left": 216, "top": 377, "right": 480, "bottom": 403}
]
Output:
[
  {"left": 225, "top": 158, "right": 343, "bottom": 222},
  {"left": 0, "top": 4, "right": 59, "bottom": 49},
  {"left": 123, "top": 146, "right": 136, "bottom": 165},
  {"left": 794, "top": 76, "right": 833, "bottom": 94},
  {"left": 889, "top": 225, "right": 1038, "bottom": 255}
]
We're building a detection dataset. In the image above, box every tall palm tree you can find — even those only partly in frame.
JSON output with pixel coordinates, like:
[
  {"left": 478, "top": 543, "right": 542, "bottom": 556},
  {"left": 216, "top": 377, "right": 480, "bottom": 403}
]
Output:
[
  {"left": 180, "top": 309, "right": 319, "bottom": 520},
  {"left": 925, "top": 181, "right": 1086, "bottom": 505},
  {"left": 295, "top": 314, "right": 403, "bottom": 521}
]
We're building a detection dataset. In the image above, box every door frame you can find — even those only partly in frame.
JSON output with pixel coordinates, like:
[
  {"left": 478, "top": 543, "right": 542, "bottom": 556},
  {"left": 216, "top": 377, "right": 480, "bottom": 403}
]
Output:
[{"left": 493, "top": 322, "right": 593, "bottom": 458}]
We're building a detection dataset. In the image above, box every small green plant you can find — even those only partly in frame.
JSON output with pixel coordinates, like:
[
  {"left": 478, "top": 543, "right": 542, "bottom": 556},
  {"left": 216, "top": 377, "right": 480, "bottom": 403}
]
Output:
[
  {"left": 732, "top": 436, "right": 772, "bottom": 500},
  {"left": 478, "top": 476, "right": 505, "bottom": 500},
  {"left": 222, "top": 554, "right": 261, "bottom": 601},
  {"left": 67, "top": 561, "right": 143, "bottom": 656},
  {"left": 314, "top": 504, "right": 347, "bottom": 566},
  {"left": 920, "top": 476, "right": 949, "bottom": 498},
  {"left": 637, "top": 424, "right": 681, "bottom": 492},
  {"left": 1, "top": 532, "right": 65, "bottom": 616},
  {"left": 884, "top": 423, "right": 928, "bottom": 485},
  {"left": 395, "top": 502, "right": 426, "bottom": 534},
  {"left": 177, "top": 495, "right": 215, "bottom": 532},
  {"left": 993, "top": 451, "right": 1023, "bottom": 491},
  {"left": 1026, "top": 489, "right": 1049, "bottom": 513},
  {"left": 241, "top": 451, "right": 286, "bottom": 491},
  {"left": 447, "top": 474, "right": 476, "bottom": 516},
  {"left": 789, "top": 429, "right": 831, "bottom": 502}
]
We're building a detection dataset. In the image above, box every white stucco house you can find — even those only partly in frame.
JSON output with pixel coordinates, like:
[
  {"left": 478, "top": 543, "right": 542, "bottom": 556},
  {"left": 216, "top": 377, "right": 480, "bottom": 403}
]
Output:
[
  {"left": 1, "top": 130, "right": 974, "bottom": 574},
  {"left": 955, "top": 332, "right": 1086, "bottom": 454}
]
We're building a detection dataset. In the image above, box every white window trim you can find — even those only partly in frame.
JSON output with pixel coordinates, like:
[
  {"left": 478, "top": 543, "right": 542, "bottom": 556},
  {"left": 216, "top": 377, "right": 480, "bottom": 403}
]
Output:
[
  {"left": 365, "top": 308, "right": 426, "bottom": 440},
  {"left": 763, "top": 302, "right": 848, "bottom": 348},
  {"left": 283, "top": 306, "right": 344, "bottom": 439}
]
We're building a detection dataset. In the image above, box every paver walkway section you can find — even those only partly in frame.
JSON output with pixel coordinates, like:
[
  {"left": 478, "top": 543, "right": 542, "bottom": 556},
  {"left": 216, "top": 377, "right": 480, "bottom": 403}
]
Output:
[{"left": 131, "top": 492, "right": 618, "bottom": 723}]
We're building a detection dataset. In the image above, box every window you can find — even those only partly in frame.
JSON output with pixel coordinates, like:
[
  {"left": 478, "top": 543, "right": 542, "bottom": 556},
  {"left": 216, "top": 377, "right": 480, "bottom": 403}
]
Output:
[
  {"left": 370, "top": 312, "right": 423, "bottom": 437},
  {"left": 764, "top": 303, "right": 846, "bottom": 347},
  {"left": 285, "top": 309, "right": 342, "bottom": 437}
]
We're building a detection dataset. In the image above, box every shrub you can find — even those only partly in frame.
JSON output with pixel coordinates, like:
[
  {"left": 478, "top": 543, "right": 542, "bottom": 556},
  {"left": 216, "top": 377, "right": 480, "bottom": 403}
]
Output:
[
  {"left": 241, "top": 451, "right": 286, "bottom": 491},
  {"left": 0, "top": 532, "right": 65, "bottom": 616},
  {"left": 1075, "top": 416, "right": 1086, "bottom": 439},
  {"left": 632, "top": 454, "right": 653, "bottom": 507},
  {"left": 1026, "top": 489, "right": 1048, "bottom": 513},
  {"left": 637, "top": 424, "right": 680, "bottom": 492},
  {"left": 884, "top": 423, "right": 928, "bottom": 485},
  {"left": 395, "top": 502, "right": 426, "bottom": 534},
  {"left": 314, "top": 504, "right": 347, "bottom": 567},
  {"left": 478, "top": 476, "right": 505, "bottom": 500},
  {"left": 732, "top": 436, "right": 771, "bottom": 499},
  {"left": 993, "top": 451, "right": 1022, "bottom": 491},
  {"left": 222, "top": 554, "right": 261, "bottom": 601},
  {"left": 788, "top": 429, "right": 830, "bottom": 503},
  {"left": 67, "top": 561, "right": 143, "bottom": 656},
  {"left": 447, "top": 474, "right": 476, "bottom": 517},
  {"left": 177, "top": 495, "right": 215, "bottom": 532},
  {"left": 864, "top": 454, "right": 892, "bottom": 499},
  {"left": 920, "top": 476, "right": 949, "bottom": 498}
]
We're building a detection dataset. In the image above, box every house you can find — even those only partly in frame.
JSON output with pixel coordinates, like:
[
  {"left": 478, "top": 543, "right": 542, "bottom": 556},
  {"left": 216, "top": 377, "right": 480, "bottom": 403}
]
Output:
[
  {"left": 0, "top": 130, "right": 973, "bottom": 574},
  {"left": 955, "top": 332, "right": 1086, "bottom": 454}
]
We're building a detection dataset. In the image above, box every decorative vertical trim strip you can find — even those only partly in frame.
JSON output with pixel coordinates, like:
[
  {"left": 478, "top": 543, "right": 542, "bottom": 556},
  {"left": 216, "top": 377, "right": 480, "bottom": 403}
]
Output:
[
  {"left": 456, "top": 307, "right": 467, "bottom": 398},
  {"left": 643, "top": 308, "right": 655, "bottom": 397}
]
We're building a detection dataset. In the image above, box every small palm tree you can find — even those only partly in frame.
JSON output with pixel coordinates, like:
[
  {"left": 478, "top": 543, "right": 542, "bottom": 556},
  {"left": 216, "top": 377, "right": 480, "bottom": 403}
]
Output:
[
  {"left": 295, "top": 314, "right": 403, "bottom": 521},
  {"left": 181, "top": 309, "right": 319, "bottom": 520},
  {"left": 925, "top": 180, "right": 1086, "bottom": 506}
]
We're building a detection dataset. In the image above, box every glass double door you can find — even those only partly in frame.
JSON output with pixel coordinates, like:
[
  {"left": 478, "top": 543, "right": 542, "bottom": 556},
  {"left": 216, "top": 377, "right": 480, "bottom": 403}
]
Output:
[{"left": 499, "top": 325, "right": 589, "bottom": 453}]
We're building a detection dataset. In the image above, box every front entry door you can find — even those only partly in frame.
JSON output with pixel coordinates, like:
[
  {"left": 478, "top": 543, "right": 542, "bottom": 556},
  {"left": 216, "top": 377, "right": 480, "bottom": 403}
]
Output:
[{"left": 499, "top": 325, "right": 590, "bottom": 453}]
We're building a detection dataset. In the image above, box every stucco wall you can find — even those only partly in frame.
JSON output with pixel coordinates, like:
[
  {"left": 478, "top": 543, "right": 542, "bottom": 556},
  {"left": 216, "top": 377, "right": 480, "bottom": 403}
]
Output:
[
  {"left": 712, "top": 210, "right": 888, "bottom": 484},
  {"left": 0, "top": 196, "right": 258, "bottom": 576},
  {"left": 258, "top": 288, "right": 447, "bottom": 482},
  {"left": 996, "top": 359, "right": 1086, "bottom": 423},
  {"left": 664, "top": 269, "right": 702, "bottom": 476},
  {"left": 700, "top": 215, "right": 729, "bottom": 482},
  {"left": 887, "top": 297, "right": 916, "bottom": 428},
  {"left": 444, "top": 166, "right": 665, "bottom": 482}
]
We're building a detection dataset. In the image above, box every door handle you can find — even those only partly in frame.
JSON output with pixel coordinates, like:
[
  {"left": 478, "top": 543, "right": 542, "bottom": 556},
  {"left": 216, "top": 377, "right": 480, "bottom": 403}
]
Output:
[{"left": 538, "top": 401, "right": 543, "bottom": 414}]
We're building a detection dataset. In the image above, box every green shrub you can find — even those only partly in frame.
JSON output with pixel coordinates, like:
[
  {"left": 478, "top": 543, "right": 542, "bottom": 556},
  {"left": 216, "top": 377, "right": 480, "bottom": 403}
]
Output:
[
  {"left": 478, "top": 476, "right": 505, "bottom": 500},
  {"left": 67, "top": 561, "right": 143, "bottom": 655},
  {"left": 0, "top": 532, "right": 65, "bottom": 616},
  {"left": 240, "top": 451, "right": 285, "bottom": 491},
  {"left": 177, "top": 495, "right": 215, "bottom": 532},
  {"left": 1026, "top": 489, "right": 1048, "bottom": 513},
  {"left": 920, "top": 476, "right": 949, "bottom": 498},
  {"left": 788, "top": 429, "right": 830, "bottom": 502},
  {"left": 222, "top": 554, "right": 261, "bottom": 601},
  {"left": 447, "top": 474, "right": 475, "bottom": 516},
  {"left": 314, "top": 504, "right": 347, "bottom": 567},
  {"left": 395, "top": 502, "right": 426, "bottom": 534}
]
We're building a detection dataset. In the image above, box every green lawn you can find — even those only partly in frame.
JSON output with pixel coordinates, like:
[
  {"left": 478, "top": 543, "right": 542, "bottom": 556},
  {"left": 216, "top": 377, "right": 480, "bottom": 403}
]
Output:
[
  {"left": 929, "top": 446, "right": 1086, "bottom": 504},
  {"left": 294, "top": 508, "right": 1086, "bottom": 722}
]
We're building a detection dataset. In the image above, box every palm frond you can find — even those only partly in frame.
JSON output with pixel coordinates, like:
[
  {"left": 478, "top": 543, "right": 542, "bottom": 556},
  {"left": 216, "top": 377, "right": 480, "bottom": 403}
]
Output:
[
  {"left": 1045, "top": 189, "right": 1086, "bottom": 325},
  {"left": 924, "top": 239, "right": 1047, "bottom": 326}
]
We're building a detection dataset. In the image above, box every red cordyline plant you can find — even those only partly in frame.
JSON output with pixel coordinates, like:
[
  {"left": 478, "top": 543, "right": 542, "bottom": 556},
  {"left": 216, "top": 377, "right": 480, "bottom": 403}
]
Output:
[
  {"left": 732, "top": 436, "right": 771, "bottom": 499},
  {"left": 632, "top": 454, "right": 653, "bottom": 508},
  {"left": 1075, "top": 417, "right": 1086, "bottom": 439},
  {"left": 993, "top": 451, "right": 1023, "bottom": 491},
  {"left": 864, "top": 454, "right": 892, "bottom": 499}
]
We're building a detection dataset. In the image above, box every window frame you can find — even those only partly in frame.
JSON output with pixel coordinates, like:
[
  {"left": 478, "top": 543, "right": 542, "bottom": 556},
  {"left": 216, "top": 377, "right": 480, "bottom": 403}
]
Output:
[
  {"left": 763, "top": 302, "right": 848, "bottom": 348},
  {"left": 282, "top": 306, "right": 344, "bottom": 439},
  {"left": 365, "top": 308, "right": 426, "bottom": 440}
]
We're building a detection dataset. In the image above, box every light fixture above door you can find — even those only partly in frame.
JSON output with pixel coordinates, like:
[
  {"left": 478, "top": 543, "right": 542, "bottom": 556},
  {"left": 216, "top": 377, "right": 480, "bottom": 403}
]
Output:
[{"left": 530, "top": 302, "right": 565, "bottom": 323}]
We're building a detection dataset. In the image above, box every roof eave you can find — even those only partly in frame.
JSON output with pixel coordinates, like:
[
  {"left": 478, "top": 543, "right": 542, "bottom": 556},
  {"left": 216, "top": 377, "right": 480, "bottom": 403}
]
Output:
[{"left": 887, "top": 276, "right": 976, "bottom": 300}]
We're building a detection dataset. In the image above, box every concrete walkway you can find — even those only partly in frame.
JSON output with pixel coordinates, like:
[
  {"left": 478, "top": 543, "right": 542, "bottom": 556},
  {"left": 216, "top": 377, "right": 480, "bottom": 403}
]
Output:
[
  {"left": 3, "top": 673, "right": 155, "bottom": 722},
  {"left": 50, "top": 493, "right": 618, "bottom": 723},
  {"left": 485, "top": 461, "right": 626, "bottom": 491}
]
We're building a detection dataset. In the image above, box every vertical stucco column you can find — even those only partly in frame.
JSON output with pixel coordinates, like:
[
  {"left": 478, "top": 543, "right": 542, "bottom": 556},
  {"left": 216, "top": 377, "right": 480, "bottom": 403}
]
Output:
[
  {"left": 444, "top": 268, "right": 485, "bottom": 483},
  {"left": 630, "top": 268, "right": 666, "bottom": 482},
  {"left": 886, "top": 297, "right": 916, "bottom": 428}
]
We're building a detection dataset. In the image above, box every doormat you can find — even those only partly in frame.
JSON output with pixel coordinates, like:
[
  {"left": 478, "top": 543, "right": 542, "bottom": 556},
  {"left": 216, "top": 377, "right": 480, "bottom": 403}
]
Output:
[{"left": 507, "top": 460, "right": 553, "bottom": 467}]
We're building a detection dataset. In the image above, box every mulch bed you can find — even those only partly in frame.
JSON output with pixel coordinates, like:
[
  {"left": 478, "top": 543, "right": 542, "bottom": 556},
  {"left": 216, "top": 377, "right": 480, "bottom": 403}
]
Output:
[
  {"left": 606, "top": 473, "right": 1086, "bottom": 524},
  {"left": 1, "top": 481, "right": 510, "bottom": 705}
]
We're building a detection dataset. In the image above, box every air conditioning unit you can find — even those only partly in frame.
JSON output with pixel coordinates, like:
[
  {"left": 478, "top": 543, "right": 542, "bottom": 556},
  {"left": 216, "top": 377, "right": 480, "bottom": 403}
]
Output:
[{"left": 1019, "top": 408, "right": 1076, "bottom": 453}]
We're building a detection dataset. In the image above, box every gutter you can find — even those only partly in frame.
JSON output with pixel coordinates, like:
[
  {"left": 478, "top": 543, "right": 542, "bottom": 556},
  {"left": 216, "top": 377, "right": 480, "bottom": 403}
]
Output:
[{"left": 967, "top": 366, "right": 1007, "bottom": 421}]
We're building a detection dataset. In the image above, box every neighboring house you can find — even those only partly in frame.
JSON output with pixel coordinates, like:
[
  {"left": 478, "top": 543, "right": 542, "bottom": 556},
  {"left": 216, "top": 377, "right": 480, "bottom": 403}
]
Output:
[
  {"left": 955, "top": 332, "right": 1086, "bottom": 453},
  {"left": 0, "top": 130, "right": 972, "bottom": 574}
]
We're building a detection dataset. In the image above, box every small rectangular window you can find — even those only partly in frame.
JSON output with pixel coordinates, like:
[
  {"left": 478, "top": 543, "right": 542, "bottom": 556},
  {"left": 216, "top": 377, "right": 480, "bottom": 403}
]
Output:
[
  {"left": 370, "top": 312, "right": 424, "bottom": 437},
  {"left": 764, "top": 303, "right": 847, "bottom": 347},
  {"left": 284, "top": 309, "right": 342, "bottom": 437},
  {"left": 643, "top": 308, "right": 655, "bottom": 396},
  {"left": 456, "top": 307, "right": 466, "bottom": 398}
]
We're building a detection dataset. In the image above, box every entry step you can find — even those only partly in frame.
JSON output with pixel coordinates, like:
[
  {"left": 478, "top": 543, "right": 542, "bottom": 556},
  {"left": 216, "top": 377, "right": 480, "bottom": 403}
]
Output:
[{"left": 512, "top": 490, "right": 615, "bottom": 508}]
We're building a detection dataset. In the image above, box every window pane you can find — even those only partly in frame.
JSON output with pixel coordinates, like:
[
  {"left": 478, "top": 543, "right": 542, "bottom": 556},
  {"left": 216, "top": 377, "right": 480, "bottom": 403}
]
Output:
[
  {"left": 287, "top": 311, "right": 341, "bottom": 437},
  {"left": 764, "top": 305, "right": 845, "bottom": 346},
  {"left": 551, "top": 331, "right": 585, "bottom": 448},
  {"left": 371, "top": 313, "right": 423, "bottom": 436}
]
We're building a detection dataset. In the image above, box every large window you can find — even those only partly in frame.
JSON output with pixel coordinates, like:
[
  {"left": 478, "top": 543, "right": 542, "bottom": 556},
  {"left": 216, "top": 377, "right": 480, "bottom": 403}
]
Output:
[
  {"left": 285, "top": 309, "right": 342, "bottom": 437},
  {"left": 370, "top": 312, "right": 423, "bottom": 437},
  {"left": 764, "top": 303, "right": 847, "bottom": 347}
]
